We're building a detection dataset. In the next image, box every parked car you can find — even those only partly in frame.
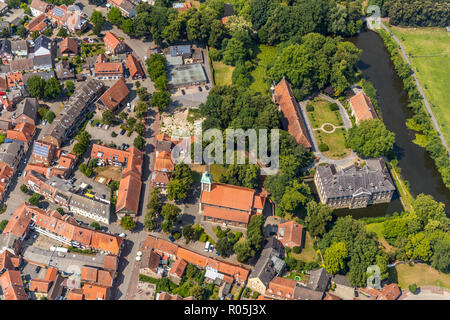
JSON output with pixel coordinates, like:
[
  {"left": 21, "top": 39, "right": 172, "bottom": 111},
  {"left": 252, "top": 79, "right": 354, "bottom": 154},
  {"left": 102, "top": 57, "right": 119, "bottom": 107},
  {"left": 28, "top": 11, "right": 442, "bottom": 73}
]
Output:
[
  {"left": 120, "top": 129, "right": 126, "bottom": 135},
  {"left": 181, "top": 89, "right": 186, "bottom": 95},
  {"left": 198, "top": 86, "right": 202, "bottom": 92},
  {"left": 209, "top": 245, "right": 214, "bottom": 252},
  {"left": 33, "top": 234, "right": 38, "bottom": 240},
  {"left": 104, "top": 125, "right": 109, "bottom": 130},
  {"left": 119, "top": 233, "right": 126, "bottom": 238},
  {"left": 89, "top": 119, "right": 94, "bottom": 125},
  {"left": 205, "top": 86, "right": 209, "bottom": 90},
  {"left": 17, "top": 172, "right": 22, "bottom": 177},
  {"left": 70, "top": 178, "right": 76, "bottom": 184},
  {"left": 70, "top": 139, "right": 74, "bottom": 145},
  {"left": 42, "top": 120, "right": 47, "bottom": 125},
  {"left": 101, "top": 194, "right": 106, "bottom": 199},
  {"left": 35, "top": 266, "right": 41, "bottom": 273}
]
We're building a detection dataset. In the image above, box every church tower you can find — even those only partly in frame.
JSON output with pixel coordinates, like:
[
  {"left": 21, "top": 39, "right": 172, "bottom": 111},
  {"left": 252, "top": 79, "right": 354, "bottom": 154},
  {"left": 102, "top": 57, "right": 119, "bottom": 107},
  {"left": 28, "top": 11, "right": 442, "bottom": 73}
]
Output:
[{"left": 201, "top": 170, "right": 213, "bottom": 192}]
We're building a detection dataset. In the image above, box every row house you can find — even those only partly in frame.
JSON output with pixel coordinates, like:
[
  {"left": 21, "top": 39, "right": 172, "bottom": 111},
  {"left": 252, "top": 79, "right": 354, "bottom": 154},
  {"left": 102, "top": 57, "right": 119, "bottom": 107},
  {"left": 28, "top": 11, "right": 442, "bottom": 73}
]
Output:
[
  {"left": 30, "top": 0, "right": 52, "bottom": 17},
  {"left": 103, "top": 32, "right": 127, "bottom": 56},
  {"left": 125, "top": 54, "right": 145, "bottom": 80},
  {"left": 94, "top": 60, "right": 124, "bottom": 80},
  {"left": 11, "top": 40, "right": 28, "bottom": 58},
  {"left": 96, "top": 77, "right": 130, "bottom": 112},
  {"left": 26, "top": 13, "right": 50, "bottom": 33},
  {"left": 0, "top": 39, "right": 11, "bottom": 65}
]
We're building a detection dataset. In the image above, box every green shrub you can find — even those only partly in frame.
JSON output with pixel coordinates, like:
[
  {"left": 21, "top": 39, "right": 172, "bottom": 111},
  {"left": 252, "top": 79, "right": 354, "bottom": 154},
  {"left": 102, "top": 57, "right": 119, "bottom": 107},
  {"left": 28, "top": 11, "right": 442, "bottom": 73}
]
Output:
[
  {"left": 292, "top": 246, "right": 301, "bottom": 254},
  {"left": 111, "top": 131, "right": 117, "bottom": 137},
  {"left": 306, "top": 104, "right": 314, "bottom": 112},
  {"left": 199, "top": 233, "right": 208, "bottom": 243},
  {"left": 319, "top": 143, "right": 329, "bottom": 152},
  {"left": 329, "top": 103, "right": 339, "bottom": 111},
  {"left": 173, "top": 231, "right": 181, "bottom": 240},
  {"left": 408, "top": 283, "right": 418, "bottom": 294}
]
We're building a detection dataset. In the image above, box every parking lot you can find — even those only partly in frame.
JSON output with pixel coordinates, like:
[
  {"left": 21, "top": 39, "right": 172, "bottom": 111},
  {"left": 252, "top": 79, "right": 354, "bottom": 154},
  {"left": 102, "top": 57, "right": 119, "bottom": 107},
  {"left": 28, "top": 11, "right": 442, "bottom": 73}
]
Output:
[{"left": 171, "top": 85, "right": 211, "bottom": 107}]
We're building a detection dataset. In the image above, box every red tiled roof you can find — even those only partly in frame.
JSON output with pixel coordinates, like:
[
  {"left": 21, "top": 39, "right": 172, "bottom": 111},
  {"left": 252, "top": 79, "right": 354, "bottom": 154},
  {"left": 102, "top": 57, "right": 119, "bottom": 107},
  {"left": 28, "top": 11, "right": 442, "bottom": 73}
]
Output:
[
  {"left": 67, "top": 288, "right": 83, "bottom": 300},
  {"left": 169, "top": 259, "right": 187, "bottom": 278},
  {"left": 95, "top": 61, "right": 123, "bottom": 75},
  {"left": 81, "top": 266, "right": 98, "bottom": 283},
  {"left": 29, "top": 279, "right": 52, "bottom": 293},
  {"left": 349, "top": 91, "right": 377, "bottom": 123},
  {"left": 104, "top": 255, "right": 118, "bottom": 271},
  {"left": 203, "top": 205, "right": 251, "bottom": 224},
  {"left": 125, "top": 54, "right": 144, "bottom": 79},
  {"left": 26, "top": 13, "right": 48, "bottom": 32},
  {"left": 154, "top": 151, "right": 174, "bottom": 172},
  {"left": 3, "top": 202, "right": 32, "bottom": 238},
  {"left": 97, "top": 270, "right": 114, "bottom": 287},
  {"left": 277, "top": 220, "right": 304, "bottom": 248},
  {"left": 82, "top": 283, "right": 110, "bottom": 300},
  {"left": 98, "top": 77, "right": 130, "bottom": 111},
  {"left": 45, "top": 267, "right": 58, "bottom": 282},
  {"left": 0, "top": 270, "right": 27, "bottom": 300},
  {"left": 266, "top": 277, "right": 296, "bottom": 299},
  {"left": 116, "top": 172, "right": 142, "bottom": 215},
  {"left": 7, "top": 121, "right": 36, "bottom": 143},
  {"left": 59, "top": 37, "right": 78, "bottom": 55},
  {"left": 201, "top": 183, "right": 255, "bottom": 212},
  {"left": 379, "top": 283, "right": 401, "bottom": 300},
  {"left": 274, "top": 78, "right": 312, "bottom": 148},
  {"left": 103, "top": 32, "right": 122, "bottom": 51}
]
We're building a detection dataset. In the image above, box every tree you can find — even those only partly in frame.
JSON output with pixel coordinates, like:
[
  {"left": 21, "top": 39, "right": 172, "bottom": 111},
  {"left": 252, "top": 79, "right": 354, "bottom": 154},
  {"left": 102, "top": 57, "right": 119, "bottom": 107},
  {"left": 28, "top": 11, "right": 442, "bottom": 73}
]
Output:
[
  {"left": 90, "top": 222, "right": 101, "bottom": 230},
  {"left": 216, "top": 237, "right": 233, "bottom": 257},
  {"left": 57, "top": 27, "right": 68, "bottom": 38},
  {"left": 154, "top": 75, "right": 168, "bottom": 91},
  {"left": 413, "top": 194, "right": 446, "bottom": 224},
  {"left": 346, "top": 119, "right": 395, "bottom": 158},
  {"left": 43, "top": 27, "right": 53, "bottom": 37},
  {"left": 127, "top": 116, "right": 137, "bottom": 129},
  {"left": 65, "top": 80, "right": 75, "bottom": 96},
  {"left": 432, "top": 239, "right": 450, "bottom": 273},
  {"left": 28, "top": 193, "right": 41, "bottom": 206},
  {"left": 408, "top": 283, "right": 418, "bottom": 294},
  {"left": 160, "top": 203, "right": 181, "bottom": 233},
  {"left": 150, "top": 90, "right": 171, "bottom": 112},
  {"left": 278, "top": 180, "right": 311, "bottom": 217},
  {"left": 91, "top": 10, "right": 105, "bottom": 26},
  {"left": 107, "top": 7, "right": 123, "bottom": 26},
  {"left": 16, "top": 25, "right": 28, "bottom": 38},
  {"left": 134, "top": 122, "right": 146, "bottom": 136},
  {"left": 0, "top": 220, "right": 8, "bottom": 231},
  {"left": 135, "top": 101, "right": 148, "bottom": 119},
  {"left": 27, "top": 76, "right": 46, "bottom": 99},
  {"left": 189, "top": 285, "right": 205, "bottom": 300},
  {"left": 102, "top": 110, "right": 116, "bottom": 125},
  {"left": 404, "top": 232, "right": 432, "bottom": 262},
  {"left": 133, "top": 135, "right": 145, "bottom": 151},
  {"left": 56, "top": 207, "right": 65, "bottom": 215},
  {"left": 44, "top": 78, "right": 62, "bottom": 100},
  {"left": 305, "top": 201, "right": 333, "bottom": 238},
  {"left": 182, "top": 224, "right": 201, "bottom": 244},
  {"left": 121, "top": 18, "right": 133, "bottom": 35},
  {"left": 31, "top": 30, "right": 40, "bottom": 40},
  {"left": 233, "top": 241, "right": 254, "bottom": 262},
  {"left": 20, "top": 184, "right": 28, "bottom": 193},
  {"left": 45, "top": 111, "right": 56, "bottom": 124},
  {"left": 168, "top": 163, "right": 193, "bottom": 201},
  {"left": 119, "top": 111, "right": 128, "bottom": 121},
  {"left": 146, "top": 54, "right": 166, "bottom": 81},
  {"left": 137, "top": 87, "right": 149, "bottom": 101},
  {"left": 120, "top": 215, "right": 136, "bottom": 231},
  {"left": 324, "top": 242, "right": 348, "bottom": 274}
]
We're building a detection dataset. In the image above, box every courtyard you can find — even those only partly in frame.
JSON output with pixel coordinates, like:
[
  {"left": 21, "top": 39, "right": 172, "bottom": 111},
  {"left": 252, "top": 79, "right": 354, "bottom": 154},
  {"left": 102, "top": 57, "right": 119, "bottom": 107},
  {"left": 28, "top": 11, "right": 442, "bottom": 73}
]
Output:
[{"left": 306, "top": 98, "right": 352, "bottom": 160}]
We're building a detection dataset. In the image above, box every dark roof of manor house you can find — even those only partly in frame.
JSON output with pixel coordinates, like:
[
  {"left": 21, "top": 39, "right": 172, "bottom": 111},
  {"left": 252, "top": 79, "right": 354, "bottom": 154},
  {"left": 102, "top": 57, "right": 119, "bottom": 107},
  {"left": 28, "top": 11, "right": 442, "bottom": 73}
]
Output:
[
  {"left": 316, "top": 158, "right": 395, "bottom": 198},
  {"left": 249, "top": 237, "right": 285, "bottom": 286}
]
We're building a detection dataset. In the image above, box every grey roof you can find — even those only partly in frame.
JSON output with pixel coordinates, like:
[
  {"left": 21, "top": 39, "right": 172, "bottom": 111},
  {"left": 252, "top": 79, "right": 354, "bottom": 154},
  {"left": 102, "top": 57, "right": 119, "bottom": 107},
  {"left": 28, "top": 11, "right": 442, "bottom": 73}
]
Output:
[
  {"left": 33, "top": 54, "right": 52, "bottom": 68},
  {"left": 11, "top": 40, "right": 28, "bottom": 53},
  {"left": 0, "top": 21, "right": 10, "bottom": 32},
  {"left": 34, "top": 35, "right": 52, "bottom": 52},
  {"left": 249, "top": 237, "right": 285, "bottom": 286},
  {"left": 293, "top": 285, "right": 324, "bottom": 300},
  {"left": 170, "top": 45, "right": 191, "bottom": 57},
  {"left": 44, "top": 79, "right": 105, "bottom": 144},
  {"left": 0, "top": 142, "right": 23, "bottom": 166},
  {"left": 46, "top": 176, "right": 74, "bottom": 193},
  {"left": 9, "top": 58, "right": 34, "bottom": 72},
  {"left": 316, "top": 159, "right": 395, "bottom": 198},
  {"left": 119, "top": 0, "right": 135, "bottom": 13},
  {"left": 0, "top": 233, "right": 21, "bottom": 253},
  {"left": 156, "top": 140, "right": 172, "bottom": 153},
  {"left": 168, "top": 63, "right": 207, "bottom": 87},
  {"left": 15, "top": 98, "right": 38, "bottom": 121},
  {"left": 332, "top": 274, "right": 352, "bottom": 287},
  {"left": 0, "top": 39, "right": 11, "bottom": 55},
  {"left": 47, "top": 274, "right": 64, "bottom": 300},
  {"left": 55, "top": 61, "right": 74, "bottom": 79},
  {"left": 164, "top": 54, "right": 183, "bottom": 67},
  {"left": 307, "top": 268, "right": 330, "bottom": 292},
  {"left": 69, "top": 193, "right": 110, "bottom": 221}
]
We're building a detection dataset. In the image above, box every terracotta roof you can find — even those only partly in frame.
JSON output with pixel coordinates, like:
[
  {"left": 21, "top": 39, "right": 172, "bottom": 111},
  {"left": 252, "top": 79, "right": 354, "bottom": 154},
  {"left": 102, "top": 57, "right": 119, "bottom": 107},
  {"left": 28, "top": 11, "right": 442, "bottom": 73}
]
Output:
[
  {"left": 156, "top": 238, "right": 178, "bottom": 257},
  {"left": 266, "top": 277, "right": 296, "bottom": 299},
  {"left": 67, "top": 288, "right": 83, "bottom": 300},
  {"left": 30, "top": 0, "right": 50, "bottom": 13},
  {"left": 0, "top": 162, "right": 14, "bottom": 196},
  {"left": 201, "top": 183, "right": 255, "bottom": 212},
  {"left": 349, "top": 91, "right": 377, "bottom": 123},
  {"left": 277, "top": 220, "right": 304, "bottom": 248},
  {"left": 81, "top": 266, "right": 98, "bottom": 283},
  {"left": 116, "top": 172, "right": 142, "bottom": 215},
  {"left": 324, "top": 293, "right": 341, "bottom": 300},
  {"left": 103, "top": 255, "right": 118, "bottom": 271},
  {"left": 91, "top": 231, "right": 123, "bottom": 255},
  {"left": 274, "top": 78, "right": 312, "bottom": 148},
  {"left": 7, "top": 121, "right": 36, "bottom": 143},
  {"left": 125, "top": 54, "right": 144, "bottom": 78},
  {"left": 3, "top": 202, "right": 31, "bottom": 238},
  {"left": 154, "top": 151, "right": 174, "bottom": 172},
  {"left": 26, "top": 13, "right": 48, "bottom": 32},
  {"left": 168, "top": 258, "right": 187, "bottom": 278},
  {"left": 0, "top": 270, "right": 27, "bottom": 300},
  {"left": 82, "top": 283, "right": 110, "bottom": 300},
  {"left": 98, "top": 77, "right": 130, "bottom": 111},
  {"left": 95, "top": 61, "right": 123, "bottom": 75},
  {"left": 379, "top": 283, "right": 401, "bottom": 300},
  {"left": 203, "top": 205, "right": 251, "bottom": 224},
  {"left": 45, "top": 267, "right": 58, "bottom": 282},
  {"left": 152, "top": 170, "right": 170, "bottom": 185},
  {"left": 59, "top": 37, "right": 78, "bottom": 55},
  {"left": 103, "top": 32, "right": 122, "bottom": 51},
  {"left": 97, "top": 270, "right": 114, "bottom": 287},
  {"left": 0, "top": 250, "right": 20, "bottom": 271},
  {"left": 253, "top": 193, "right": 266, "bottom": 210},
  {"left": 29, "top": 279, "right": 52, "bottom": 293},
  {"left": 6, "top": 72, "right": 24, "bottom": 88}
]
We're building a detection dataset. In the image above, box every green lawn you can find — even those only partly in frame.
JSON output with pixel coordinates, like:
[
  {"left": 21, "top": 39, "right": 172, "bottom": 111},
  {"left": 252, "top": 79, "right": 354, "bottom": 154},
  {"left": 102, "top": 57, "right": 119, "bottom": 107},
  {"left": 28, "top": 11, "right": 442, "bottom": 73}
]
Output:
[
  {"left": 389, "top": 263, "right": 450, "bottom": 290},
  {"left": 212, "top": 60, "right": 234, "bottom": 86},
  {"left": 291, "top": 231, "right": 317, "bottom": 262},
  {"left": 209, "top": 163, "right": 227, "bottom": 182},
  {"left": 250, "top": 45, "right": 278, "bottom": 94},
  {"left": 366, "top": 222, "right": 394, "bottom": 252},
  {"left": 388, "top": 25, "right": 450, "bottom": 146},
  {"left": 307, "top": 99, "right": 343, "bottom": 128}
]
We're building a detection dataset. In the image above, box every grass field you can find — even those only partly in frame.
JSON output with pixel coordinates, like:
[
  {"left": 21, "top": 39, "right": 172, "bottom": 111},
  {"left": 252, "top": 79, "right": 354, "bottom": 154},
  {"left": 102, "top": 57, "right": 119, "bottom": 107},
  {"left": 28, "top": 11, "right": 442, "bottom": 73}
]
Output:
[
  {"left": 291, "top": 231, "right": 317, "bottom": 262},
  {"left": 307, "top": 99, "right": 350, "bottom": 159},
  {"left": 388, "top": 25, "right": 450, "bottom": 146},
  {"left": 209, "top": 164, "right": 227, "bottom": 182},
  {"left": 389, "top": 263, "right": 450, "bottom": 290},
  {"left": 212, "top": 60, "right": 234, "bottom": 86},
  {"left": 249, "top": 45, "right": 278, "bottom": 94}
]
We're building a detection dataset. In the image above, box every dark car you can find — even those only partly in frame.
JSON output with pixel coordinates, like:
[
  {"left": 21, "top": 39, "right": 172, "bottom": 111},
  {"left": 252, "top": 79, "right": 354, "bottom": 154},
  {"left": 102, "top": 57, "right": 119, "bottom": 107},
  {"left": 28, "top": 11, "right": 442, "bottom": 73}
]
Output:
[
  {"left": 70, "top": 178, "right": 76, "bottom": 184},
  {"left": 198, "top": 87, "right": 202, "bottom": 92},
  {"left": 181, "top": 89, "right": 186, "bottom": 95},
  {"left": 205, "top": 86, "right": 209, "bottom": 91},
  {"left": 120, "top": 129, "right": 126, "bottom": 135},
  {"left": 35, "top": 266, "right": 41, "bottom": 273}
]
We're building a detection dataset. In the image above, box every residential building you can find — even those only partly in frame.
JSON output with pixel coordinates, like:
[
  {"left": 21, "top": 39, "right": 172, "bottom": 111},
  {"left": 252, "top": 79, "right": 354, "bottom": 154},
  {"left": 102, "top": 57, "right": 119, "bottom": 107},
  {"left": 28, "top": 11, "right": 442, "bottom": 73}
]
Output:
[
  {"left": 103, "top": 31, "right": 127, "bottom": 56},
  {"left": 272, "top": 77, "right": 312, "bottom": 149},
  {"left": 55, "top": 60, "right": 75, "bottom": 80},
  {"left": 43, "top": 79, "right": 105, "bottom": 147},
  {"left": 125, "top": 54, "right": 144, "bottom": 79},
  {"left": 168, "top": 258, "right": 187, "bottom": 284},
  {"left": 0, "top": 161, "right": 14, "bottom": 203},
  {"left": 33, "top": 35, "right": 52, "bottom": 57},
  {"left": 0, "top": 141, "right": 24, "bottom": 170},
  {"left": 59, "top": 37, "right": 78, "bottom": 56},
  {"left": 33, "top": 54, "right": 52, "bottom": 71},
  {"left": 9, "top": 58, "right": 34, "bottom": 73},
  {"left": 11, "top": 40, "right": 28, "bottom": 58},
  {"left": 277, "top": 220, "right": 305, "bottom": 249},
  {"left": 0, "top": 2, "right": 8, "bottom": 16},
  {"left": 358, "top": 283, "right": 402, "bottom": 300},
  {"left": 96, "top": 77, "right": 130, "bottom": 112},
  {"left": 199, "top": 171, "right": 266, "bottom": 228},
  {"left": 69, "top": 193, "right": 110, "bottom": 224},
  {"left": 12, "top": 97, "right": 38, "bottom": 125},
  {"left": 107, "top": 0, "right": 136, "bottom": 18},
  {"left": 6, "top": 121, "right": 36, "bottom": 144},
  {"left": 6, "top": 72, "right": 24, "bottom": 90},
  {"left": 0, "top": 248, "right": 21, "bottom": 269},
  {"left": 25, "top": 13, "right": 50, "bottom": 33},
  {"left": 265, "top": 277, "right": 296, "bottom": 300},
  {"left": 64, "top": 10, "right": 88, "bottom": 33},
  {"left": 94, "top": 60, "right": 124, "bottom": 80},
  {"left": 31, "top": 140, "right": 57, "bottom": 165},
  {"left": 349, "top": 91, "right": 378, "bottom": 124},
  {"left": 247, "top": 237, "right": 285, "bottom": 295},
  {"left": 0, "top": 269, "right": 28, "bottom": 300},
  {"left": 0, "top": 38, "right": 11, "bottom": 64},
  {"left": 82, "top": 283, "right": 111, "bottom": 300},
  {"left": 314, "top": 158, "right": 396, "bottom": 209},
  {"left": 47, "top": 5, "right": 67, "bottom": 26},
  {"left": 140, "top": 250, "right": 162, "bottom": 278},
  {"left": 172, "top": 2, "right": 192, "bottom": 12},
  {"left": 30, "top": 0, "right": 52, "bottom": 17}
]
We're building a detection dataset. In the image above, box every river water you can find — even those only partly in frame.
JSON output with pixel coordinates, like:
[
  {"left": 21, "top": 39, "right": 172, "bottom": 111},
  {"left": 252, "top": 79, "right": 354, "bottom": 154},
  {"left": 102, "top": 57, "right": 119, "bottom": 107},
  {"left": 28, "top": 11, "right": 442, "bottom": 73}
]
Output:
[{"left": 325, "top": 29, "right": 449, "bottom": 218}]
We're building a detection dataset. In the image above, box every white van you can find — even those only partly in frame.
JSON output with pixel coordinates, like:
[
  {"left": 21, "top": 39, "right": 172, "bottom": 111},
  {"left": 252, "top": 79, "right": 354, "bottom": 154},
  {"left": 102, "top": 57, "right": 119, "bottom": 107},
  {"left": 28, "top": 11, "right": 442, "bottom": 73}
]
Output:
[{"left": 204, "top": 241, "right": 210, "bottom": 252}]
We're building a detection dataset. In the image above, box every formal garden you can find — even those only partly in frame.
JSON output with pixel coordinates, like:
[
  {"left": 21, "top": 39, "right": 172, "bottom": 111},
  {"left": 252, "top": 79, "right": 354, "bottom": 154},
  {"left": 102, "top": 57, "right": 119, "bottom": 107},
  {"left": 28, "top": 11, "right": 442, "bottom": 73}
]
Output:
[{"left": 306, "top": 98, "right": 351, "bottom": 159}]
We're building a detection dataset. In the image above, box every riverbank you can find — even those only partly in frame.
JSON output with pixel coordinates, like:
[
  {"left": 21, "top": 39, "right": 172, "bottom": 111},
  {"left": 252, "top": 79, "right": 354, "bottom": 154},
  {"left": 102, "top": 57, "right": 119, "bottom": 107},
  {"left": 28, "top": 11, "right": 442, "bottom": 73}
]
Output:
[{"left": 375, "top": 23, "right": 450, "bottom": 191}]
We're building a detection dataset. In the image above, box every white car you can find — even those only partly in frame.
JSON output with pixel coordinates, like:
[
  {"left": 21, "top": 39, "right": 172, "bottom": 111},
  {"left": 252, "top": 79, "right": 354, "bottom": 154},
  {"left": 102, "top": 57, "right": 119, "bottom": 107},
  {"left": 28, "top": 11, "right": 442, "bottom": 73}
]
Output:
[{"left": 119, "top": 233, "right": 126, "bottom": 238}]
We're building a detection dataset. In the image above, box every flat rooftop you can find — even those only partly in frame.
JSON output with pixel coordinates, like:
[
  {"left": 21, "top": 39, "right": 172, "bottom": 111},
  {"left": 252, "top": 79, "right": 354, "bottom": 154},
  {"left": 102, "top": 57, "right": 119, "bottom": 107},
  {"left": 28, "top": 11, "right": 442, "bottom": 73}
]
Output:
[{"left": 167, "top": 63, "right": 207, "bottom": 87}]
